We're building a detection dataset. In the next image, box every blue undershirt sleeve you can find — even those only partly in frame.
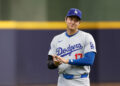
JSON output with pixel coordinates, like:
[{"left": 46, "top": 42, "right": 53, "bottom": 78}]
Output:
[{"left": 68, "top": 52, "right": 95, "bottom": 66}]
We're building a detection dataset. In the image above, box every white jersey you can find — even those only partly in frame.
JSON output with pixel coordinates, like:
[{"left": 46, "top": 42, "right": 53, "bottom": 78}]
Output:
[{"left": 48, "top": 30, "right": 96, "bottom": 75}]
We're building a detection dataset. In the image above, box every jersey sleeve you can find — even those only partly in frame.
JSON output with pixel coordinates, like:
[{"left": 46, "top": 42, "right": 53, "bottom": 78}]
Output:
[
  {"left": 48, "top": 37, "right": 56, "bottom": 55},
  {"left": 84, "top": 33, "right": 96, "bottom": 54}
]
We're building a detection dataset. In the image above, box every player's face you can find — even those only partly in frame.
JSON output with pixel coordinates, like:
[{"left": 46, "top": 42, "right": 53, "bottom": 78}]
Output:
[{"left": 65, "top": 16, "right": 80, "bottom": 31}]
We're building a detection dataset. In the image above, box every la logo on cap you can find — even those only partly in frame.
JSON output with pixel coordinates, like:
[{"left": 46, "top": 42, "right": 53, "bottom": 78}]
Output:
[{"left": 74, "top": 10, "right": 78, "bottom": 14}]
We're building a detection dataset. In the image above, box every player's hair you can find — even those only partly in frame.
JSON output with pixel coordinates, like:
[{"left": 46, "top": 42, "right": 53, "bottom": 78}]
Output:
[{"left": 65, "top": 16, "right": 81, "bottom": 21}]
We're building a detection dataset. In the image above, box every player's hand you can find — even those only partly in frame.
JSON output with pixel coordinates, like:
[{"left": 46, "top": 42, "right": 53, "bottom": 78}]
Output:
[
  {"left": 55, "top": 56, "right": 69, "bottom": 64},
  {"left": 52, "top": 55, "right": 62, "bottom": 66}
]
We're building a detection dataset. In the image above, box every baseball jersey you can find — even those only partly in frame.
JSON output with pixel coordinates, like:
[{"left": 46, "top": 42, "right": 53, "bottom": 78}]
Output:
[{"left": 48, "top": 30, "right": 96, "bottom": 75}]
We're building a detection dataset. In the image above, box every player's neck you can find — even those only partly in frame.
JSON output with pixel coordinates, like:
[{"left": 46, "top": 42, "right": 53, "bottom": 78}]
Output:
[{"left": 67, "top": 29, "right": 78, "bottom": 36}]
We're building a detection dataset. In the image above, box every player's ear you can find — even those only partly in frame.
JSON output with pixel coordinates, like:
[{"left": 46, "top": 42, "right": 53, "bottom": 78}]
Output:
[
  {"left": 79, "top": 20, "right": 82, "bottom": 24},
  {"left": 65, "top": 17, "right": 67, "bottom": 22}
]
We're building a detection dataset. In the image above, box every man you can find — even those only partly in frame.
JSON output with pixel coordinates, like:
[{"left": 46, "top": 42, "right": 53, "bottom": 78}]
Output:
[{"left": 48, "top": 8, "right": 96, "bottom": 86}]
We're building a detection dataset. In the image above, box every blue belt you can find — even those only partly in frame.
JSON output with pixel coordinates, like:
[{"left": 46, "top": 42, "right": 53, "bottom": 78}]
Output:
[{"left": 63, "top": 73, "right": 88, "bottom": 79}]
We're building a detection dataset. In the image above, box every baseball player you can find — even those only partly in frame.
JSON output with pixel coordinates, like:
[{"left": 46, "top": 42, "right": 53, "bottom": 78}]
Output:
[{"left": 48, "top": 8, "right": 96, "bottom": 86}]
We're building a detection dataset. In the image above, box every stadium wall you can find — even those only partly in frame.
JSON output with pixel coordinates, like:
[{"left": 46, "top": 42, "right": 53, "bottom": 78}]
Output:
[{"left": 0, "top": 21, "right": 120, "bottom": 86}]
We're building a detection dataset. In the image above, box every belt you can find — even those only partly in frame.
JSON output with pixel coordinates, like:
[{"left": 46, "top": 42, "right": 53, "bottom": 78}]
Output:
[{"left": 63, "top": 73, "right": 88, "bottom": 79}]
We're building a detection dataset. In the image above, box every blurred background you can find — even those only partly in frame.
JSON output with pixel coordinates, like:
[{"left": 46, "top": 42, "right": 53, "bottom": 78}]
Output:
[{"left": 0, "top": 0, "right": 120, "bottom": 86}]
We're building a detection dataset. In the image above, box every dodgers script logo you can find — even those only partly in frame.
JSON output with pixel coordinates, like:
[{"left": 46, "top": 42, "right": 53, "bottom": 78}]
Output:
[{"left": 56, "top": 43, "right": 83, "bottom": 57}]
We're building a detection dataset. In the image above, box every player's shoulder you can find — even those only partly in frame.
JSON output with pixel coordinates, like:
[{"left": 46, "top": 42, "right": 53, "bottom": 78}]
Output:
[{"left": 78, "top": 30, "right": 93, "bottom": 37}]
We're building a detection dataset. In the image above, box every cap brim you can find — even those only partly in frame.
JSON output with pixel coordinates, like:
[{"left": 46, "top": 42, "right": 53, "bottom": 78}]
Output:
[{"left": 67, "top": 15, "right": 81, "bottom": 20}]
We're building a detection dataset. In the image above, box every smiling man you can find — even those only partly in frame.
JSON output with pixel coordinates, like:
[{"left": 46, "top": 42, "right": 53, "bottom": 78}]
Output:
[{"left": 48, "top": 8, "right": 96, "bottom": 86}]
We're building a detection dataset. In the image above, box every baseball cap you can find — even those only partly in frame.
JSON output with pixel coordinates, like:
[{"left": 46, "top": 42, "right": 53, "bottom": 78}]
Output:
[{"left": 66, "top": 8, "right": 82, "bottom": 20}]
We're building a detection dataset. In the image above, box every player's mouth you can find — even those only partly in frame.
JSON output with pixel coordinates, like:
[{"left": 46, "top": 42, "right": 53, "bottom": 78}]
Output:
[{"left": 70, "top": 25, "right": 76, "bottom": 28}]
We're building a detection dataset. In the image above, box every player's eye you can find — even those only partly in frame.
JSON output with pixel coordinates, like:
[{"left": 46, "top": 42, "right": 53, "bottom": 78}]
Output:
[
  {"left": 69, "top": 17, "right": 72, "bottom": 21},
  {"left": 74, "top": 19, "right": 79, "bottom": 22}
]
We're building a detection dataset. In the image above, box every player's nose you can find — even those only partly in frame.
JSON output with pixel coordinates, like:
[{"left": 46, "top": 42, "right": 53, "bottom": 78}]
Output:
[{"left": 70, "top": 20, "right": 75, "bottom": 24}]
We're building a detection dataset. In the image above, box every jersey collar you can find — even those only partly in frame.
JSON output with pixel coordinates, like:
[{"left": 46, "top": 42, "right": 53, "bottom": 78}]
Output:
[{"left": 65, "top": 30, "right": 79, "bottom": 38}]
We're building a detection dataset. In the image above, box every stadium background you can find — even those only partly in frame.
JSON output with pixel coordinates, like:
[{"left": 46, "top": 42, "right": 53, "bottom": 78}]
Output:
[{"left": 0, "top": 0, "right": 120, "bottom": 86}]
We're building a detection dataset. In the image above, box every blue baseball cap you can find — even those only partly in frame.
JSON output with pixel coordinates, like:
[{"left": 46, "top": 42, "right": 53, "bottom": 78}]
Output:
[{"left": 66, "top": 8, "right": 82, "bottom": 20}]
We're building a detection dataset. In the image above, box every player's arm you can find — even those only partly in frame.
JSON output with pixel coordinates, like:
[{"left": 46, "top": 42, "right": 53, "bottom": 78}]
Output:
[
  {"left": 68, "top": 33, "right": 96, "bottom": 66},
  {"left": 68, "top": 52, "right": 95, "bottom": 66},
  {"left": 48, "top": 36, "right": 60, "bottom": 69},
  {"left": 47, "top": 55, "right": 58, "bottom": 69},
  {"left": 55, "top": 52, "right": 95, "bottom": 66},
  {"left": 47, "top": 55, "right": 61, "bottom": 69}
]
